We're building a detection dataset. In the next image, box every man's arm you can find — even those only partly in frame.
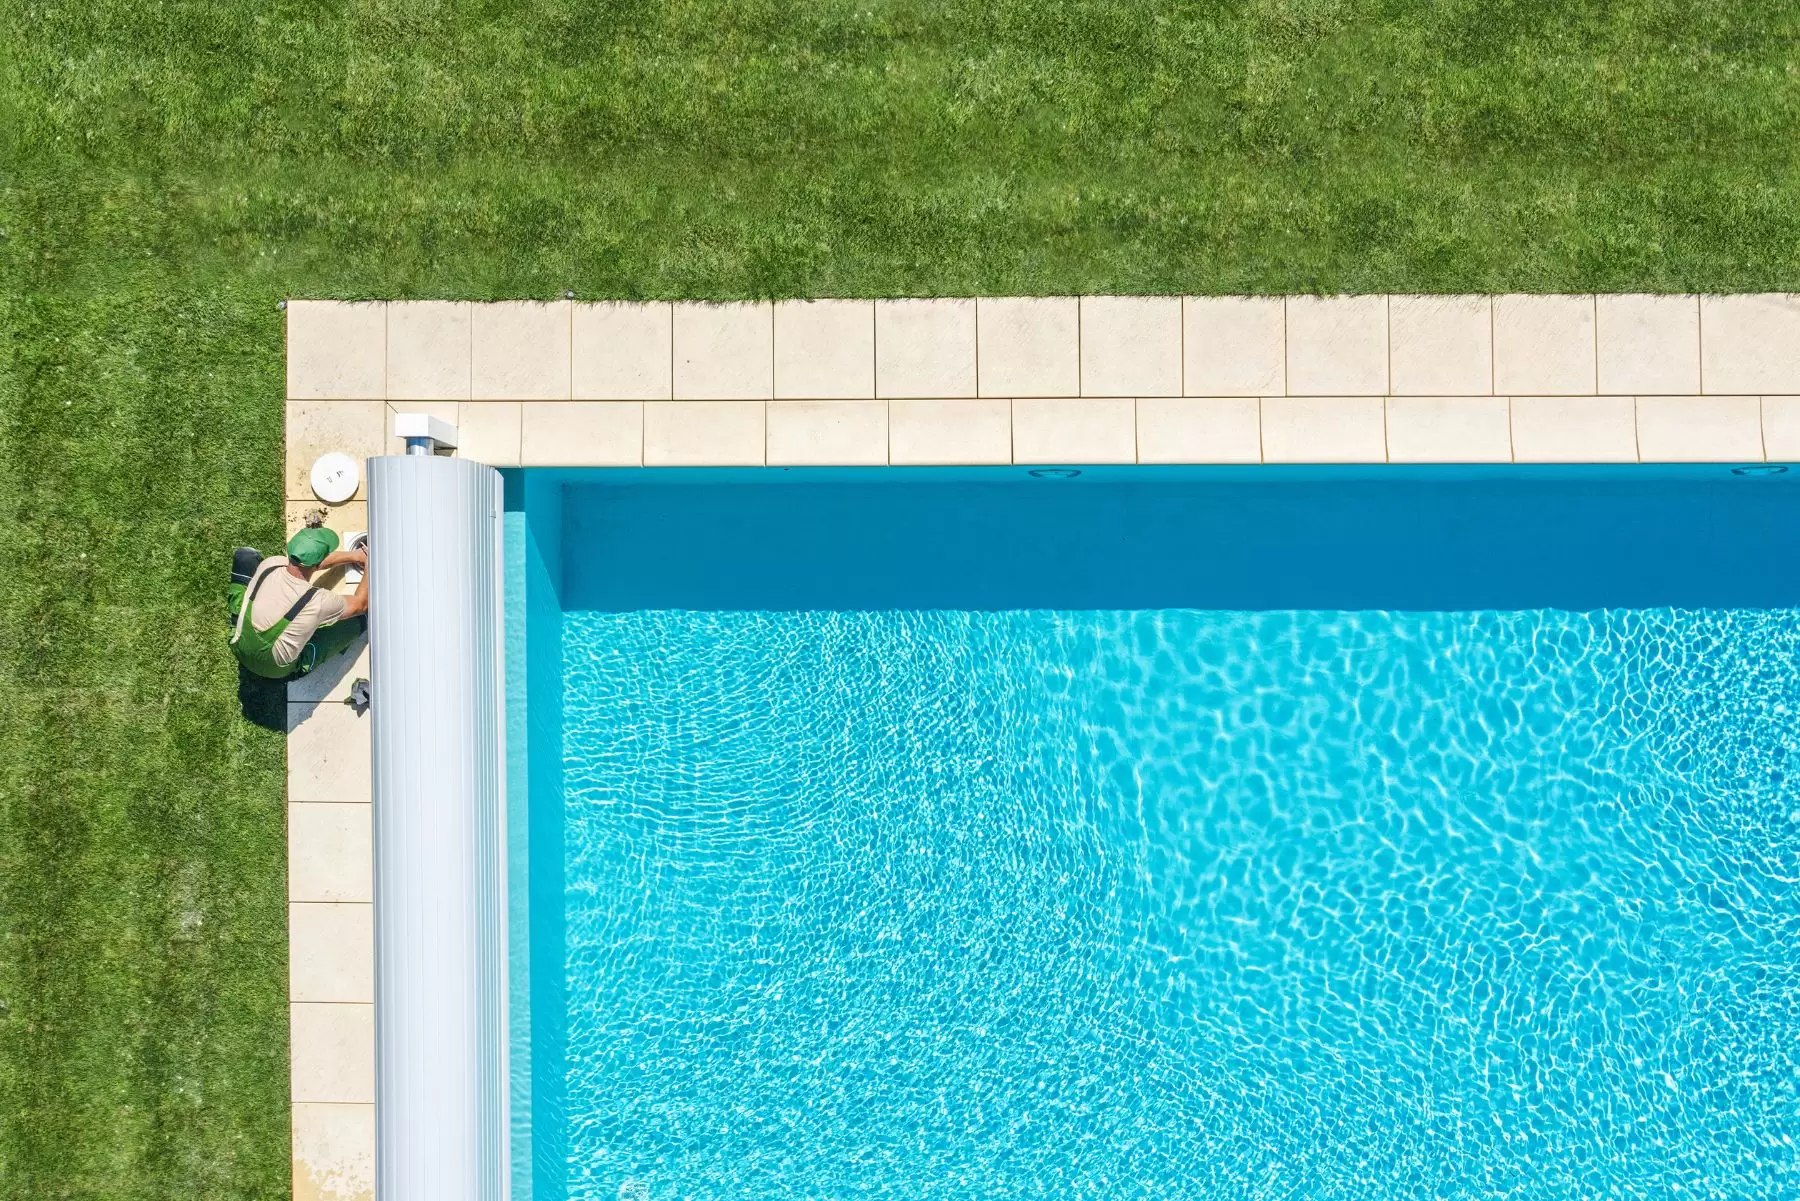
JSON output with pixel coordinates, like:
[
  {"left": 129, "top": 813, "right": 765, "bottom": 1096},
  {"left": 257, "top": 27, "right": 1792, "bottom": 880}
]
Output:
[
  {"left": 317, "top": 549, "right": 367, "bottom": 570},
  {"left": 337, "top": 561, "right": 370, "bottom": 619}
]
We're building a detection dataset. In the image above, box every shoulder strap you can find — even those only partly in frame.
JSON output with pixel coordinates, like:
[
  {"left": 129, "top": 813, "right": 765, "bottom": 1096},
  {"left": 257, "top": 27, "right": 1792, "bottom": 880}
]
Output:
[
  {"left": 232, "top": 561, "right": 315, "bottom": 644},
  {"left": 279, "top": 588, "right": 318, "bottom": 622}
]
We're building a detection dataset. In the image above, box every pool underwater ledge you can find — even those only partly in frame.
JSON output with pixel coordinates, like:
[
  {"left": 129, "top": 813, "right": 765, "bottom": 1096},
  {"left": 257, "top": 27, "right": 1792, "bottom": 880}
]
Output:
[
  {"left": 502, "top": 463, "right": 1800, "bottom": 1200},
  {"left": 524, "top": 463, "right": 1800, "bottom": 610}
]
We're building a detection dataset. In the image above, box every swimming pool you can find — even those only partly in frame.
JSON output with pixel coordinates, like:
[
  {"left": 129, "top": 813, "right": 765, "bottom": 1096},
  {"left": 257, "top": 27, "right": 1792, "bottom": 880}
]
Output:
[{"left": 505, "top": 467, "right": 1800, "bottom": 1200}]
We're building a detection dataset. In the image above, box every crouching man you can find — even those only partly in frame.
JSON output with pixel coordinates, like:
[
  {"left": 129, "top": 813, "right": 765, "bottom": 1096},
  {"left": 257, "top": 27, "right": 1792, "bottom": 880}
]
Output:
[{"left": 231, "top": 527, "right": 368, "bottom": 679}]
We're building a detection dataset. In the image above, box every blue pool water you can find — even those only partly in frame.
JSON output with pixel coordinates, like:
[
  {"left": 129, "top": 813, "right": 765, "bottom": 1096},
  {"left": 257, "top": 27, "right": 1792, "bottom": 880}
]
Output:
[{"left": 512, "top": 468, "right": 1800, "bottom": 1200}]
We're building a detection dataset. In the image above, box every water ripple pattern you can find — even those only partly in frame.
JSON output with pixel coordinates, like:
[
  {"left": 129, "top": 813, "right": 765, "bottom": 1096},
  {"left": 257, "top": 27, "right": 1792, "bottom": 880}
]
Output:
[{"left": 558, "top": 609, "right": 1800, "bottom": 1200}]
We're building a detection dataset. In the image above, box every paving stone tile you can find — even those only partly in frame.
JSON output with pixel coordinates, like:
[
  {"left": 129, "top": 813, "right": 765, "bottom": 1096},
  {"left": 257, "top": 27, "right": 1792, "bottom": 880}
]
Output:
[
  {"left": 673, "top": 302, "right": 773, "bottom": 399},
  {"left": 1761, "top": 396, "right": 1800, "bottom": 460},
  {"left": 1701, "top": 294, "right": 1800, "bottom": 394},
  {"left": 1183, "top": 298, "right": 1284, "bottom": 396},
  {"left": 572, "top": 302, "right": 672, "bottom": 399},
  {"left": 289, "top": 902, "right": 373, "bottom": 1003},
  {"left": 290, "top": 1003, "right": 374, "bottom": 1104},
  {"left": 1596, "top": 295, "right": 1699, "bottom": 394},
  {"left": 282, "top": 500, "right": 367, "bottom": 542},
  {"left": 287, "top": 302, "right": 385, "bottom": 400},
  {"left": 1261, "top": 396, "right": 1386, "bottom": 462},
  {"left": 1285, "top": 296, "right": 1388, "bottom": 396},
  {"left": 521, "top": 402, "right": 643, "bottom": 466},
  {"left": 286, "top": 402, "right": 386, "bottom": 501},
  {"left": 888, "top": 399, "right": 1011, "bottom": 464},
  {"left": 1012, "top": 398, "right": 1136, "bottom": 463},
  {"left": 644, "top": 400, "right": 765, "bottom": 465},
  {"left": 1508, "top": 396, "right": 1636, "bottom": 462},
  {"left": 875, "top": 299, "right": 977, "bottom": 397},
  {"left": 775, "top": 300, "right": 875, "bottom": 398},
  {"left": 288, "top": 804, "right": 372, "bottom": 904},
  {"left": 386, "top": 301, "right": 470, "bottom": 400},
  {"left": 1079, "top": 296, "right": 1181, "bottom": 397},
  {"left": 457, "top": 401, "right": 522, "bottom": 467},
  {"left": 977, "top": 298, "right": 1079, "bottom": 397},
  {"left": 286, "top": 701, "right": 371, "bottom": 805},
  {"left": 1389, "top": 296, "right": 1491, "bottom": 395},
  {"left": 292, "top": 1103, "right": 374, "bottom": 1201},
  {"left": 471, "top": 301, "right": 571, "bottom": 400},
  {"left": 1493, "top": 295, "right": 1596, "bottom": 395},
  {"left": 766, "top": 401, "right": 888, "bottom": 465},
  {"left": 1385, "top": 396, "right": 1511, "bottom": 462},
  {"left": 1136, "top": 397, "right": 1261, "bottom": 463},
  {"left": 1634, "top": 395, "right": 1763, "bottom": 462}
]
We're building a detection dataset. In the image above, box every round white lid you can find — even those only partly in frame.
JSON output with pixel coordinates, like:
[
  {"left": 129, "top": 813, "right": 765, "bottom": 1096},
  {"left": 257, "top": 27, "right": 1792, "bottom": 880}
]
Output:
[{"left": 310, "top": 452, "right": 360, "bottom": 504}]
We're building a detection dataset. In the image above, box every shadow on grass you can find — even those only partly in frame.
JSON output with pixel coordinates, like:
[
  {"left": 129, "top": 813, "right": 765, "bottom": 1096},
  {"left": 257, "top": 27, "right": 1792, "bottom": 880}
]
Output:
[{"left": 236, "top": 668, "right": 287, "bottom": 733}]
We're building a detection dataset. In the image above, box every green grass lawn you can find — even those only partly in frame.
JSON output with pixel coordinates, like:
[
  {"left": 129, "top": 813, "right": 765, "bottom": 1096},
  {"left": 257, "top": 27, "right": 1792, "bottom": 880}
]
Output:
[{"left": 3, "top": 0, "right": 1799, "bottom": 1193}]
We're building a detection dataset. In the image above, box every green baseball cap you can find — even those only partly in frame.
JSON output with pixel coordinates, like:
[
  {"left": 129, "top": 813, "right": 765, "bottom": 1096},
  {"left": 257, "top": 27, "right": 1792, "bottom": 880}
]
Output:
[{"left": 286, "top": 526, "right": 340, "bottom": 567}]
